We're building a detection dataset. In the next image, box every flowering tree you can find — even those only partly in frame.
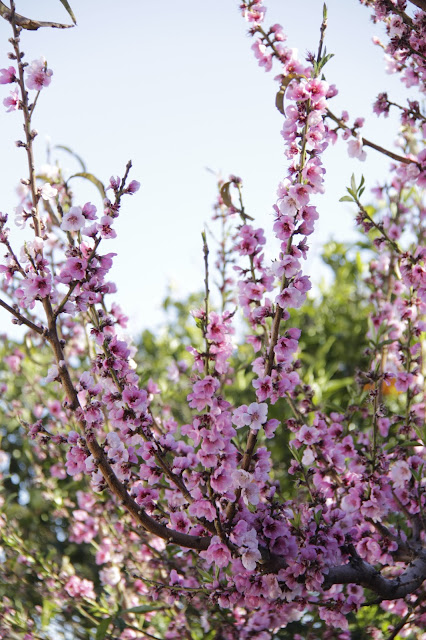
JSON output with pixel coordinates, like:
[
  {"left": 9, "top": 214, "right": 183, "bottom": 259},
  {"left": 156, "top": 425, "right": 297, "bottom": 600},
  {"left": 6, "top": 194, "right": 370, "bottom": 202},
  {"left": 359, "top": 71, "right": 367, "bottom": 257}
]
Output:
[{"left": 0, "top": 0, "right": 425, "bottom": 639}]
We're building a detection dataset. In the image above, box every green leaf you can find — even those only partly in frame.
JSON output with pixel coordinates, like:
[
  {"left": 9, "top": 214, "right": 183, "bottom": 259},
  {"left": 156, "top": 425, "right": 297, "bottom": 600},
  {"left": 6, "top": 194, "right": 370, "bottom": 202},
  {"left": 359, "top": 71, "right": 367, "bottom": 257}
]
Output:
[
  {"left": 350, "top": 173, "right": 356, "bottom": 193},
  {"left": 41, "top": 599, "right": 58, "bottom": 629},
  {"left": 67, "top": 172, "right": 106, "bottom": 200},
  {"left": 339, "top": 195, "right": 353, "bottom": 203},
  {"left": 54, "top": 144, "right": 86, "bottom": 171},
  {"left": 275, "top": 74, "right": 301, "bottom": 115},
  {"left": 95, "top": 617, "right": 112, "bottom": 640},
  {"left": 194, "top": 317, "right": 204, "bottom": 330},
  {"left": 58, "top": 0, "right": 77, "bottom": 24},
  {"left": 220, "top": 182, "right": 234, "bottom": 209},
  {"left": 197, "top": 567, "right": 214, "bottom": 583},
  {"left": 120, "top": 605, "right": 167, "bottom": 614}
]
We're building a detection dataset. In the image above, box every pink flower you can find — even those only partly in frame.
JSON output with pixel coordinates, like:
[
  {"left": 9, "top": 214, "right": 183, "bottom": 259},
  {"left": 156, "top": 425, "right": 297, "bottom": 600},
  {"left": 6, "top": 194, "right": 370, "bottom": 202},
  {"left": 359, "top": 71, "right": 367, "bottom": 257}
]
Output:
[
  {"left": 251, "top": 40, "right": 272, "bottom": 72},
  {"left": 0, "top": 66, "right": 16, "bottom": 84},
  {"left": 26, "top": 57, "right": 53, "bottom": 91},
  {"left": 126, "top": 180, "right": 140, "bottom": 194},
  {"left": 40, "top": 183, "right": 57, "bottom": 201},
  {"left": 347, "top": 136, "right": 366, "bottom": 161},
  {"left": 390, "top": 460, "right": 411, "bottom": 488},
  {"left": 60, "top": 256, "right": 88, "bottom": 282},
  {"left": 188, "top": 499, "right": 216, "bottom": 521},
  {"left": 99, "top": 565, "right": 121, "bottom": 586},
  {"left": 297, "top": 424, "right": 321, "bottom": 445},
  {"left": 170, "top": 511, "right": 191, "bottom": 533},
  {"left": 61, "top": 206, "right": 85, "bottom": 232},
  {"left": 341, "top": 489, "right": 361, "bottom": 513},
  {"left": 200, "top": 535, "right": 231, "bottom": 568},
  {"left": 252, "top": 376, "right": 272, "bottom": 402},
  {"left": 210, "top": 466, "right": 233, "bottom": 494},
  {"left": 246, "top": 402, "right": 268, "bottom": 431},
  {"left": 97, "top": 215, "right": 117, "bottom": 239},
  {"left": 394, "top": 371, "right": 414, "bottom": 392},
  {"left": 3, "top": 88, "right": 19, "bottom": 112}
]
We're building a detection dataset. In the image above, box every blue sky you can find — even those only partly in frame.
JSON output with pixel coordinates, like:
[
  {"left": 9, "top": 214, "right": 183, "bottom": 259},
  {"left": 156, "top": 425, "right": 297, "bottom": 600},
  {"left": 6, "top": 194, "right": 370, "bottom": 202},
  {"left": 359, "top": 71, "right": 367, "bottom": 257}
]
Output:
[{"left": 0, "top": 0, "right": 411, "bottom": 336}]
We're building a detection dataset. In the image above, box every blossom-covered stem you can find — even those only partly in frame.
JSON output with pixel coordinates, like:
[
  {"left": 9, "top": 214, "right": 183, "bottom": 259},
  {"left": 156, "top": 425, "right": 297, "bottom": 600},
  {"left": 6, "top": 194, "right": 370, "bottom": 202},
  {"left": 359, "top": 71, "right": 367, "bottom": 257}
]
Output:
[
  {"left": 6, "top": 27, "right": 212, "bottom": 550},
  {"left": 207, "top": 479, "right": 228, "bottom": 543},
  {"left": 3, "top": 238, "right": 25, "bottom": 277},
  {"left": 371, "top": 373, "right": 379, "bottom": 471},
  {"left": 387, "top": 98, "right": 426, "bottom": 123},
  {"left": 9, "top": 3, "right": 41, "bottom": 236},
  {"left": 383, "top": 0, "right": 414, "bottom": 27},
  {"left": 326, "top": 109, "right": 415, "bottom": 165},
  {"left": 357, "top": 198, "right": 406, "bottom": 256},
  {"left": 6, "top": 29, "right": 158, "bottom": 560},
  {"left": 0, "top": 296, "right": 44, "bottom": 334},
  {"left": 404, "top": 318, "right": 414, "bottom": 426},
  {"left": 116, "top": 159, "right": 133, "bottom": 200},
  {"left": 202, "top": 231, "right": 211, "bottom": 375},
  {"left": 54, "top": 237, "right": 102, "bottom": 317}
]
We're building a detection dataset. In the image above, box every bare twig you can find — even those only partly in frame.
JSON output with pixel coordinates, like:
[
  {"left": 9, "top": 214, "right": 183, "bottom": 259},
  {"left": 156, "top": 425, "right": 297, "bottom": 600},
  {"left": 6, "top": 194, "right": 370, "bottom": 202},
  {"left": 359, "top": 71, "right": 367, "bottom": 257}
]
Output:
[{"left": 0, "top": 297, "right": 45, "bottom": 334}]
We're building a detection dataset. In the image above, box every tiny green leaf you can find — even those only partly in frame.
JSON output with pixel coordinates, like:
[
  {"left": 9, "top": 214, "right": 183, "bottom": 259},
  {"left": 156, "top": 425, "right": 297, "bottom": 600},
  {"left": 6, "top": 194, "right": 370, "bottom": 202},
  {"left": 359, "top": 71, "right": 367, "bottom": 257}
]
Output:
[
  {"left": 55, "top": 144, "right": 86, "bottom": 171},
  {"left": 67, "top": 172, "right": 106, "bottom": 200},
  {"left": 95, "top": 617, "right": 112, "bottom": 640},
  {"left": 58, "top": 0, "right": 77, "bottom": 24},
  {"left": 220, "top": 182, "right": 234, "bottom": 209}
]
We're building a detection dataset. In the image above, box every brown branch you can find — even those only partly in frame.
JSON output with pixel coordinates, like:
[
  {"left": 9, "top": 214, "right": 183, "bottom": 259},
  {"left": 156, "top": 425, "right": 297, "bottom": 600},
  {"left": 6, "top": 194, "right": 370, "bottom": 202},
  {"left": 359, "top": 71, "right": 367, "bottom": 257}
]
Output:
[
  {"left": 326, "top": 109, "right": 416, "bottom": 166},
  {"left": 323, "top": 549, "right": 426, "bottom": 599},
  {"left": 0, "top": 1, "right": 74, "bottom": 30},
  {"left": 407, "top": 0, "right": 426, "bottom": 12},
  {"left": 0, "top": 297, "right": 45, "bottom": 334}
]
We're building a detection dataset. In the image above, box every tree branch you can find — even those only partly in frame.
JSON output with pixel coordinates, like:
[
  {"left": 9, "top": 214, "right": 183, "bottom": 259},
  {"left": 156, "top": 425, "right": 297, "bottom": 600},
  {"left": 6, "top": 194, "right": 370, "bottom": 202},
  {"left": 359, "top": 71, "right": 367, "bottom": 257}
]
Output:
[
  {"left": 0, "top": 1, "right": 74, "bottom": 30},
  {"left": 326, "top": 109, "right": 416, "bottom": 166},
  {"left": 407, "top": 0, "right": 426, "bottom": 12},
  {"left": 323, "top": 549, "right": 426, "bottom": 599},
  {"left": 0, "top": 297, "right": 45, "bottom": 335}
]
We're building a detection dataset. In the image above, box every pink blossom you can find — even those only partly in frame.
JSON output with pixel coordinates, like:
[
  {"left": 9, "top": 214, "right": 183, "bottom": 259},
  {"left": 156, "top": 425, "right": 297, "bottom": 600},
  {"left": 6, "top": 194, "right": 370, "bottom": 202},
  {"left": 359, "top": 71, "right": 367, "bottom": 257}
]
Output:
[
  {"left": 188, "top": 499, "right": 216, "bottom": 521},
  {"left": 40, "top": 183, "right": 57, "bottom": 201},
  {"left": 251, "top": 41, "right": 272, "bottom": 71},
  {"left": 210, "top": 466, "right": 233, "bottom": 494},
  {"left": 61, "top": 206, "right": 86, "bottom": 232},
  {"left": 200, "top": 535, "right": 231, "bottom": 568},
  {"left": 297, "top": 424, "right": 321, "bottom": 445},
  {"left": 26, "top": 57, "right": 53, "bottom": 91},
  {"left": 3, "top": 88, "right": 19, "bottom": 112},
  {"left": 97, "top": 215, "right": 117, "bottom": 239},
  {"left": 394, "top": 371, "right": 414, "bottom": 392},
  {"left": 341, "top": 489, "right": 361, "bottom": 513},
  {"left": 0, "top": 66, "right": 16, "bottom": 84},
  {"left": 347, "top": 136, "right": 366, "bottom": 161},
  {"left": 390, "top": 460, "right": 411, "bottom": 488},
  {"left": 126, "top": 180, "right": 140, "bottom": 194},
  {"left": 99, "top": 565, "right": 121, "bottom": 586},
  {"left": 252, "top": 376, "right": 272, "bottom": 402},
  {"left": 170, "top": 511, "right": 191, "bottom": 533},
  {"left": 246, "top": 402, "right": 268, "bottom": 431}
]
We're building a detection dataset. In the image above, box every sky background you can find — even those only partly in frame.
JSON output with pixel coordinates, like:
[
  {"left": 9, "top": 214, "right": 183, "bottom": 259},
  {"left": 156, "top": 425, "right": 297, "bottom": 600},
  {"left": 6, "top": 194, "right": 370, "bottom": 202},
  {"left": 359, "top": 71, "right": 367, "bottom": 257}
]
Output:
[{"left": 0, "top": 0, "right": 413, "bottom": 337}]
